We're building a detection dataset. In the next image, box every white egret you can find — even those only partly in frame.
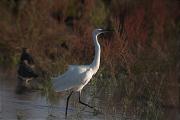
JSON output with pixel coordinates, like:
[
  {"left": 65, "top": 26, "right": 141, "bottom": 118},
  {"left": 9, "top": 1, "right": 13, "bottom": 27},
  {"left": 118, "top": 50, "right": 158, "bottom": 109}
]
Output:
[{"left": 52, "top": 29, "right": 110, "bottom": 118}]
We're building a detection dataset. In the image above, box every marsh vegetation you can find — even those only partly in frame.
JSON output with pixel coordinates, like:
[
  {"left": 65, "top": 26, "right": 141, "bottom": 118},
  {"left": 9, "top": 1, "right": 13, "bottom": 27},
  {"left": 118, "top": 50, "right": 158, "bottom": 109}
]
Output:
[{"left": 0, "top": 0, "right": 179, "bottom": 119}]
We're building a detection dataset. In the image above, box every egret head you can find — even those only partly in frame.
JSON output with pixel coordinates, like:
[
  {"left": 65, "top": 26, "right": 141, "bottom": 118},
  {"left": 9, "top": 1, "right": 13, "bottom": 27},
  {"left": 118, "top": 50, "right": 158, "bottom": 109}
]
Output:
[{"left": 92, "top": 28, "right": 112, "bottom": 36}]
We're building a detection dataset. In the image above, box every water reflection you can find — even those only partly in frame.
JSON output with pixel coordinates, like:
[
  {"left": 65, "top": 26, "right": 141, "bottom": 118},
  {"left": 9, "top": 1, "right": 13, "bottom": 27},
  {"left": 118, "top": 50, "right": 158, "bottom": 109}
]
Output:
[
  {"left": 0, "top": 68, "right": 179, "bottom": 120},
  {"left": 0, "top": 68, "right": 118, "bottom": 119}
]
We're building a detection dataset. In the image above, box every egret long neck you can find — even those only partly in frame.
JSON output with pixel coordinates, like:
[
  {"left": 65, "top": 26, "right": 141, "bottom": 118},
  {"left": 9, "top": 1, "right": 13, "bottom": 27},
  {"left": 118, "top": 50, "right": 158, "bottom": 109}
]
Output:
[{"left": 91, "top": 34, "right": 101, "bottom": 74}]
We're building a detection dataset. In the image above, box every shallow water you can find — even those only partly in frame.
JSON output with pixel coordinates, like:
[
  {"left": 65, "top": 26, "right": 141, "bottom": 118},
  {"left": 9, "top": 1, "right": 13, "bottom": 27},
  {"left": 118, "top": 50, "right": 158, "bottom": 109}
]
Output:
[
  {"left": 0, "top": 68, "right": 126, "bottom": 120},
  {"left": 0, "top": 68, "right": 179, "bottom": 120}
]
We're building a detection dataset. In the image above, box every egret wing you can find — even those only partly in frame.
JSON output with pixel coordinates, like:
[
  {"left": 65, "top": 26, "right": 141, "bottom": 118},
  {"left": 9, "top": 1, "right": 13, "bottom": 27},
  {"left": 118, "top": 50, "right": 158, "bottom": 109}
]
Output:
[{"left": 52, "top": 65, "right": 90, "bottom": 92}]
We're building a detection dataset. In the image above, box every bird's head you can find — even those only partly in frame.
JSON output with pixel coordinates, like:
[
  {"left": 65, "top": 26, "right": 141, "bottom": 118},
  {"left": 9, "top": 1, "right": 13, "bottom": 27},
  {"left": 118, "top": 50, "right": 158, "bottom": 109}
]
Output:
[{"left": 92, "top": 28, "right": 113, "bottom": 36}]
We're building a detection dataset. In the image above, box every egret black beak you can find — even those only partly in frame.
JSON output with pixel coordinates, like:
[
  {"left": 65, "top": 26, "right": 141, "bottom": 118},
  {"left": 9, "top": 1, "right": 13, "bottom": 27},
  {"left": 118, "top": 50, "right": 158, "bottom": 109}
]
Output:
[{"left": 103, "top": 29, "right": 114, "bottom": 32}]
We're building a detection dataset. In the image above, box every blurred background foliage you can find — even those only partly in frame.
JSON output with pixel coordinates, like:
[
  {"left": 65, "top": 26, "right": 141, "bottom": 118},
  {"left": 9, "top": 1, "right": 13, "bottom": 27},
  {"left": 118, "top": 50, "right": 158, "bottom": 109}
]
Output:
[{"left": 0, "top": 0, "right": 179, "bottom": 119}]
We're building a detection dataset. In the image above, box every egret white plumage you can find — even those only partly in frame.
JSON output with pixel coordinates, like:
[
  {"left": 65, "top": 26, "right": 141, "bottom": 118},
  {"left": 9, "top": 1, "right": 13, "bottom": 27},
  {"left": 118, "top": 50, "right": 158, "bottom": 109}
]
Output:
[{"left": 52, "top": 28, "right": 109, "bottom": 118}]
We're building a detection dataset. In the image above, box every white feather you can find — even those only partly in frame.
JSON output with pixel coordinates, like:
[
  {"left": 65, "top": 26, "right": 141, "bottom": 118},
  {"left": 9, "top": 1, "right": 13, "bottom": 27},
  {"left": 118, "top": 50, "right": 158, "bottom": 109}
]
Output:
[{"left": 52, "top": 65, "right": 92, "bottom": 92}]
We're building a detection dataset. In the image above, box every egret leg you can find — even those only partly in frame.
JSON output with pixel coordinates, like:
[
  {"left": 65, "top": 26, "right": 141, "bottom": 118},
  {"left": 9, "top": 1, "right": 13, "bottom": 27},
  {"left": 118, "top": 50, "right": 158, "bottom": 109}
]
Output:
[
  {"left": 65, "top": 91, "right": 73, "bottom": 118},
  {"left": 79, "top": 91, "right": 93, "bottom": 108}
]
